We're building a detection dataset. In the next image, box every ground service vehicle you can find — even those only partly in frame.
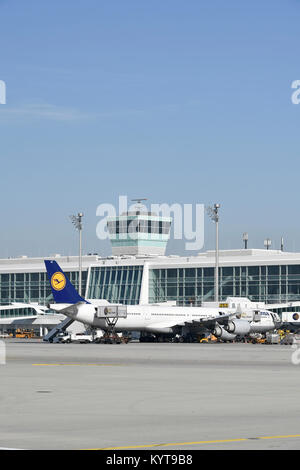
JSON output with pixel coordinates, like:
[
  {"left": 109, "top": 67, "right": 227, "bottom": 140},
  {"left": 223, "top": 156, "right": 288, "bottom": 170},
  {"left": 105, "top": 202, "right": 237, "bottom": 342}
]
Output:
[{"left": 15, "top": 329, "right": 34, "bottom": 339}]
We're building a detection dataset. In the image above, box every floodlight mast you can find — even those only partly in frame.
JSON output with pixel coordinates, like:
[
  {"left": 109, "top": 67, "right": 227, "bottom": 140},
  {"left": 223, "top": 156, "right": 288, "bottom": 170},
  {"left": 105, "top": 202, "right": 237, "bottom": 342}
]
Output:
[
  {"left": 207, "top": 204, "right": 220, "bottom": 303},
  {"left": 243, "top": 232, "right": 249, "bottom": 249},
  {"left": 70, "top": 212, "right": 84, "bottom": 296}
]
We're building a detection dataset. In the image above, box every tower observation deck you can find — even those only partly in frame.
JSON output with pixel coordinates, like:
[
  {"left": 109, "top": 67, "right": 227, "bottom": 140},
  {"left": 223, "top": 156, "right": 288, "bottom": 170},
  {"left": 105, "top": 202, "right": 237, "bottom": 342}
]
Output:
[{"left": 107, "top": 210, "right": 172, "bottom": 256}]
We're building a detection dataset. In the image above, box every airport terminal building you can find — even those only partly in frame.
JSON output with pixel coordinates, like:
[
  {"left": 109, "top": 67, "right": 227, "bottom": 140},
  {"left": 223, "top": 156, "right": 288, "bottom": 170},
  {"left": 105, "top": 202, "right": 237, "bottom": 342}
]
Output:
[
  {"left": 1, "top": 248, "right": 300, "bottom": 311},
  {"left": 1, "top": 209, "right": 300, "bottom": 319}
]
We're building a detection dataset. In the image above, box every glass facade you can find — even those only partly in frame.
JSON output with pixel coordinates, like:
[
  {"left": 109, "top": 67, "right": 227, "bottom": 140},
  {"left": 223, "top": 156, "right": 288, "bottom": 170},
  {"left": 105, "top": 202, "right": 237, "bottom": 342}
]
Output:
[
  {"left": 107, "top": 218, "right": 171, "bottom": 235},
  {"left": 0, "top": 307, "right": 37, "bottom": 318},
  {"left": 88, "top": 266, "right": 143, "bottom": 304},
  {"left": 149, "top": 265, "right": 300, "bottom": 305},
  {"left": 0, "top": 271, "right": 88, "bottom": 306},
  {"left": 0, "top": 261, "right": 300, "bottom": 307}
]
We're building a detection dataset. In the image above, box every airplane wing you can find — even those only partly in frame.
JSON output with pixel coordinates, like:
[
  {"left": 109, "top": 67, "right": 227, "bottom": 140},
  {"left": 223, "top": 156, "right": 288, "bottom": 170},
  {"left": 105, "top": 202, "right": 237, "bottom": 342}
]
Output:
[
  {"left": 149, "top": 312, "right": 234, "bottom": 331},
  {"left": 178, "top": 312, "right": 233, "bottom": 329}
]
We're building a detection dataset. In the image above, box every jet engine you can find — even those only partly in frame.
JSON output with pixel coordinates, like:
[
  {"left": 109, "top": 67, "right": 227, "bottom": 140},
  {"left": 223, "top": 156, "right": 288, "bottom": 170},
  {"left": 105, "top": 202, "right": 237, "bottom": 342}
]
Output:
[
  {"left": 213, "top": 325, "right": 236, "bottom": 341},
  {"left": 225, "top": 319, "right": 250, "bottom": 336}
]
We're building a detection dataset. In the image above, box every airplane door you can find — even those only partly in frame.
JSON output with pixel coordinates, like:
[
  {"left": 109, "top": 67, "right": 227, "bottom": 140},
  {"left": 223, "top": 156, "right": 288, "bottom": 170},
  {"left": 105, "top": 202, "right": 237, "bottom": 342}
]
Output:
[
  {"left": 270, "top": 312, "right": 278, "bottom": 326},
  {"left": 145, "top": 309, "right": 151, "bottom": 321}
]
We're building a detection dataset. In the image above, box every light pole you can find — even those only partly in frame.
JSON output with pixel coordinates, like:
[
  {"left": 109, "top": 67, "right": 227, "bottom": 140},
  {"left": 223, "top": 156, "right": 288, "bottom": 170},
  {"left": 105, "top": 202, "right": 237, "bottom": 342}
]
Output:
[
  {"left": 70, "top": 212, "right": 84, "bottom": 296},
  {"left": 264, "top": 238, "right": 271, "bottom": 250},
  {"left": 243, "top": 232, "right": 248, "bottom": 249},
  {"left": 207, "top": 203, "right": 220, "bottom": 303}
]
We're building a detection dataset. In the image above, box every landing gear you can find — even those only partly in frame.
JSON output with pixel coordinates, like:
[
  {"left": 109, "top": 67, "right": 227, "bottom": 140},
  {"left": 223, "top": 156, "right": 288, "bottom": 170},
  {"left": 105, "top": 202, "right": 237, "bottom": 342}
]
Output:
[
  {"left": 184, "top": 334, "right": 194, "bottom": 343},
  {"left": 100, "top": 333, "right": 121, "bottom": 344},
  {"left": 139, "top": 333, "right": 157, "bottom": 343},
  {"left": 172, "top": 335, "right": 184, "bottom": 343},
  {"left": 172, "top": 334, "right": 193, "bottom": 343}
]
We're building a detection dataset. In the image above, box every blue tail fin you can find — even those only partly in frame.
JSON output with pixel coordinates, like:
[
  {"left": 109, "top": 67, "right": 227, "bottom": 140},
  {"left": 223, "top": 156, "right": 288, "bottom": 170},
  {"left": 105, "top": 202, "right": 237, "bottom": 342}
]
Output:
[{"left": 44, "top": 260, "right": 88, "bottom": 304}]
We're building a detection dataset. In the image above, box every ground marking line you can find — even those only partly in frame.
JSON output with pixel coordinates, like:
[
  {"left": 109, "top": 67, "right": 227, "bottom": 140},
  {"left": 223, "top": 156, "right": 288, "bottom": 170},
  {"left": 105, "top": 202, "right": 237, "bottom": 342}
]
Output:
[
  {"left": 85, "top": 434, "right": 300, "bottom": 450},
  {"left": 32, "top": 363, "right": 123, "bottom": 366}
]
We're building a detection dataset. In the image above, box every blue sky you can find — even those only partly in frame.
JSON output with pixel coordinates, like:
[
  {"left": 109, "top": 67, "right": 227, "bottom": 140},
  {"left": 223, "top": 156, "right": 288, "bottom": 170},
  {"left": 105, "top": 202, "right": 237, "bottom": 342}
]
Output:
[{"left": 0, "top": 0, "right": 300, "bottom": 258}]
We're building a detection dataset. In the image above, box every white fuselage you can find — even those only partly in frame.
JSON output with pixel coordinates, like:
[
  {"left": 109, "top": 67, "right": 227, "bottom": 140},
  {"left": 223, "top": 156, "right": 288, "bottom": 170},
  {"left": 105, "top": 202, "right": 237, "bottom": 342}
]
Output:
[
  {"left": 49, "top": 301, "right": 281, "bottom": 336},
  {"left": 236, "top": 309, "right": 281, "bottom": 333}
]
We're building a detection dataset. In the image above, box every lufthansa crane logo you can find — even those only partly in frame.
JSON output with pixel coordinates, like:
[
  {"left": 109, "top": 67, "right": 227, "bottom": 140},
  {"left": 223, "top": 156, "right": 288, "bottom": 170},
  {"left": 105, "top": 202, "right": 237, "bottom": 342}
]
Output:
[{"left": 51, "top": 272, "right": 66, "bottom": 291}]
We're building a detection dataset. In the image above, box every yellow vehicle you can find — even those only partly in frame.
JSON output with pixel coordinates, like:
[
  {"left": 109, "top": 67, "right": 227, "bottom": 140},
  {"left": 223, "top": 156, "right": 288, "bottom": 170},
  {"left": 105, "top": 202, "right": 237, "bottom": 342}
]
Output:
[
  {"left": 250, "top": 334, "right": 266, "bottom": 344},
  {"left": 199, "top": 337, "right": 208, "bottom": 343},
  {"left": 15, "top": 329, "right": 34, "bottom": 339},
  {"left": 278, "top": 329, "right": 290, "bottom": 338},
  {"left": 199, "top": 334, "right": 218, "bottom": 343},
  {"left": 255, "top": 337, "right": 266, "bottom": 344}
]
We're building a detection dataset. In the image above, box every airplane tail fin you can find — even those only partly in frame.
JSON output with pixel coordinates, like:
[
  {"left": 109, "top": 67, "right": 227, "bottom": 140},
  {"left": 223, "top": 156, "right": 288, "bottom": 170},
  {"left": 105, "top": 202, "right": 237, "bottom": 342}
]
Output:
[{"left": 44, "top": 260, "right": 88, "bottom": 304}]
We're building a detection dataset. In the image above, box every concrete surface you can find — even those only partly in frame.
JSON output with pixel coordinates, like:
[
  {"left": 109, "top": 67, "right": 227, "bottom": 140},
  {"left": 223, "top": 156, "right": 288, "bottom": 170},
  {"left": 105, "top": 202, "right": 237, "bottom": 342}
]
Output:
[{"left": 0, "top": 339, "right": 300, "bottom": 450}]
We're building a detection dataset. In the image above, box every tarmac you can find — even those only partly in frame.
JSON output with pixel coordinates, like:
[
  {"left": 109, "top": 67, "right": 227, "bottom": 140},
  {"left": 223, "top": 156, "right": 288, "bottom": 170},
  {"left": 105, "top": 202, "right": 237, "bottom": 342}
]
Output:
[{"left": 0, "top": 339, "right": 300, "bottom": 450}]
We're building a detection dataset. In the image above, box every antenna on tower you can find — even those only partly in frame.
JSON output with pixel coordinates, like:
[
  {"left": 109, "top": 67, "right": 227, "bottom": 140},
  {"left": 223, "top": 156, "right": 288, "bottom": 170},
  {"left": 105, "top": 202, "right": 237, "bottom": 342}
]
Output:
[{"left": 131, "top": 198, "right": 148, "bottom": 213}]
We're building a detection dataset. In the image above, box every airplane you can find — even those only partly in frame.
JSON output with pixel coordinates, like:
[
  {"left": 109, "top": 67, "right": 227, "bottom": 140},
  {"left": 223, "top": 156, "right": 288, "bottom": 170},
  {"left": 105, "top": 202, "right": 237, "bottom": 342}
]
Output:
[
  {"left": 44, "top": 260, "right": 281, "bottom": 342},
  {"left": 279, "top": 311, "right": 300, "bottom": 332}
]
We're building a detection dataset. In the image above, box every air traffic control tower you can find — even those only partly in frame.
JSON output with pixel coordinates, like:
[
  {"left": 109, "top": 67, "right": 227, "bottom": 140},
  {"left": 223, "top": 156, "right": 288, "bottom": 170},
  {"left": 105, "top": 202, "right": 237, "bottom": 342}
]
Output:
[{"left": 107, "top": 204, "right": 172, "bottom": 257}]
